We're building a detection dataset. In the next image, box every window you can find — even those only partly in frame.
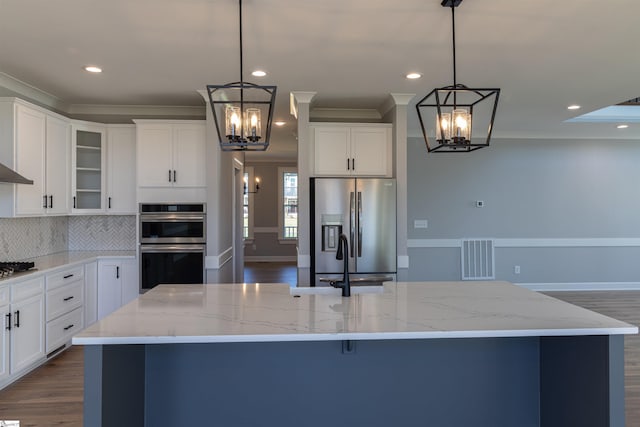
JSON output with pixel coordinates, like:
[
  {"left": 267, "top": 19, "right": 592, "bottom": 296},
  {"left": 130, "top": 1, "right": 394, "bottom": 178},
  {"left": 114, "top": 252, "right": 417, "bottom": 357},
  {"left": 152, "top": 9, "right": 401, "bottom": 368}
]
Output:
[
  {"left": 243, "top": 167, "right": 255, "bottom": 240},
  {"left": 278, "top": 167, "right": 297, "bottom": 241}
]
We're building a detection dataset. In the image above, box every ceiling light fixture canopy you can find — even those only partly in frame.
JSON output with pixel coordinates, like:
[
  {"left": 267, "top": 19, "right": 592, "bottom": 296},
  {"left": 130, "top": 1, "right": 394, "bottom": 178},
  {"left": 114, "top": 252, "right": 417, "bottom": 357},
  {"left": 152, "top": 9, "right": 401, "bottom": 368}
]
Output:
[
  {"left": 207, "top": 0, "right": 277, "bottom": 151},
  {"left": 416, "top": 0, "right": 500, "bottom": 153}
]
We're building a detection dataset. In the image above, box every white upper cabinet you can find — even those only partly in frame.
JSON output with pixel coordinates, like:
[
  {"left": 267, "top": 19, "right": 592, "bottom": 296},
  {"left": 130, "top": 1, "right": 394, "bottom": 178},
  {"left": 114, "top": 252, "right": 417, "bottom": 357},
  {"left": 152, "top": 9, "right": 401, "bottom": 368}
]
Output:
[
  {"left": 0, "top": 98, "right": 71, "bottom": 217},
  {"left": 106, "top": 125, "right": 136, "bottom": 214},
  {"left": 136, "top": 121, "right": 206, "bottom": 201},
  {"left": 311, "top": 123, "right": 392, "bottom": 177},
  {"left": 45, "top": 115, "right": 71, "bottom": 215},
  {"left": 71, "top": 122, "right": 106, "bottom": 213},
  {"left": 136, "top": 121, "right": 205, "bottom": 188}
]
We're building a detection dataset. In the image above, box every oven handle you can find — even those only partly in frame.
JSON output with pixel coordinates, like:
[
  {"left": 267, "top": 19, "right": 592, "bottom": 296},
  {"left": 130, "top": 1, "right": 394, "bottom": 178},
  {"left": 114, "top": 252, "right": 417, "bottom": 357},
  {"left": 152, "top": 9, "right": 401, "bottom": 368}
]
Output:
[
  {"left": 140, "top": 245, "right": 206, "bottom": 253},
  {"left": 140, "top": 215, "right": 205, "bottom": 222}
]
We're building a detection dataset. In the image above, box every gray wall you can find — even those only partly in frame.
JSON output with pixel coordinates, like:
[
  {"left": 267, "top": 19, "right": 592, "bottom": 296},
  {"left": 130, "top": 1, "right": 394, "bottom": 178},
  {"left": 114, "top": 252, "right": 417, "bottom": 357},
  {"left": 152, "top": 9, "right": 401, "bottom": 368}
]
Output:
[
  {"left": 244, "top": 162, "right": 297, "bottom": 260},
  {"left": 406, "top": 137, "right": 640, "bottom": 288}
]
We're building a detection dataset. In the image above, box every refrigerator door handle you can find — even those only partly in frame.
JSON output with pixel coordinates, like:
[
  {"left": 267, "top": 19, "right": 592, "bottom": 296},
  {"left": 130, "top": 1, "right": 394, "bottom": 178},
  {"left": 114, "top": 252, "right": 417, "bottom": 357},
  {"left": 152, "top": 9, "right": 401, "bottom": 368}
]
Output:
[
  {"left": 357, "top": 191, "right": 363, "bottom": 257},
  {"left": 350, "top": 191, "right": 355, "bottom": 258}
]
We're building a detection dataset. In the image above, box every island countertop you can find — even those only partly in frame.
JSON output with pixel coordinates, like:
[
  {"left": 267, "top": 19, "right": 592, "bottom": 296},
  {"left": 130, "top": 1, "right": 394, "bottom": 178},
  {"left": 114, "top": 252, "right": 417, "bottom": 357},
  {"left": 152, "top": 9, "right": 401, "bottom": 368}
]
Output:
[{"left": 72, "top": 281, "right": 638, "bottom": 345}]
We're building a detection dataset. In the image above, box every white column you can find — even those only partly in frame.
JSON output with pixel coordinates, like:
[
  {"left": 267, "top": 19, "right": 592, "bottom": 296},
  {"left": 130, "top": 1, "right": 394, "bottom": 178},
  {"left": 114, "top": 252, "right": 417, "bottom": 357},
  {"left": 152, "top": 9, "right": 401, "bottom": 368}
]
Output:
[{"left": 290, "top": 91, "right": 316, "bottom": 285}]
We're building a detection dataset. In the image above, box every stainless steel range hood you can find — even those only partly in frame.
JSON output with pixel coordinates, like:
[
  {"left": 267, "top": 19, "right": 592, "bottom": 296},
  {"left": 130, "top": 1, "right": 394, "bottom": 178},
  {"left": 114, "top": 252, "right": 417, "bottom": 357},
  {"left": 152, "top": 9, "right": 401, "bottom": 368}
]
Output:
[{"left": 0, "top": 162, "right": 33, "bottom": 184}]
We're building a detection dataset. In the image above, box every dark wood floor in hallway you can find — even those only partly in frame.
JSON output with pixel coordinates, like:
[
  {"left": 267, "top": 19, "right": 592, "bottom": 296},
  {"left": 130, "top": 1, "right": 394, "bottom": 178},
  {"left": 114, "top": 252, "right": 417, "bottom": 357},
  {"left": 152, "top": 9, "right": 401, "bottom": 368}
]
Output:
[{"left": 0, "top": 267, "right": 638, "bottom": 426}]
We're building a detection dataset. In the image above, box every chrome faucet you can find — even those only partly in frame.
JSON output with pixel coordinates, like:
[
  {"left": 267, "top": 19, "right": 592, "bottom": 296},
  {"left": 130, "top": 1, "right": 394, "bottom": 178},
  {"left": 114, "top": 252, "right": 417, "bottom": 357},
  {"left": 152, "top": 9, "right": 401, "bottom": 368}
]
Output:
[{"left": 330, "top": 233, "right": 351, "bottom": 297}]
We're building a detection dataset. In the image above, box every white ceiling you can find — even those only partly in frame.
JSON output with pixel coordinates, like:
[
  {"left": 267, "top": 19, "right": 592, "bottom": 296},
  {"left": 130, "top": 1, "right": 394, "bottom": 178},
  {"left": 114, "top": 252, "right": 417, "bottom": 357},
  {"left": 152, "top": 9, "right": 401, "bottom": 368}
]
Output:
[{"left": 1, "top": 0, "right": 639, "bottom": 160}]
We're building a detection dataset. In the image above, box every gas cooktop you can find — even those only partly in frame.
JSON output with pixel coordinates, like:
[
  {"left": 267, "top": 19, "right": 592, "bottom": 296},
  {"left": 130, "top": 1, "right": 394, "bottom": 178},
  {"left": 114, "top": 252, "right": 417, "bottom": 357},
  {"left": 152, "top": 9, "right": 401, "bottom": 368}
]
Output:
[{"left": 0, "top": 261, "right": 35, "bottom": 278}]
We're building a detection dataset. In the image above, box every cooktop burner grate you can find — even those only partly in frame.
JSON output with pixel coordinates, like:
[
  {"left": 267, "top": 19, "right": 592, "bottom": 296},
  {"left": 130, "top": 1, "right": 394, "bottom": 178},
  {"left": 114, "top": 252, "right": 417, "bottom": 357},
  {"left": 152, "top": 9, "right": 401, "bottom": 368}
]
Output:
[{"left": 0, "top": 261, "right": 35, "bottom": 277}]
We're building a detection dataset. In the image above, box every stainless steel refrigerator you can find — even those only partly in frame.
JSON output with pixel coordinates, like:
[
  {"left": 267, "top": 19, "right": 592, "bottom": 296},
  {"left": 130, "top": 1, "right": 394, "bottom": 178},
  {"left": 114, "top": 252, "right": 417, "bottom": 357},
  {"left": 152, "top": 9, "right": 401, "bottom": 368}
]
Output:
[{"left": 311, "top": 178, "right": 396, "bottom": 285}]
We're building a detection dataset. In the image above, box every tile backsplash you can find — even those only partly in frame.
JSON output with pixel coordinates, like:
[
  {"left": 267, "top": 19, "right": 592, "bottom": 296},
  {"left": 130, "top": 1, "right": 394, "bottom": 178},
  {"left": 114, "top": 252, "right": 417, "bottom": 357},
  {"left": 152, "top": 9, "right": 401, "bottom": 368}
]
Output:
[
  {"left": 0, "top": 216, "right": 68, "bottom": 260},
  {"left": 0, "top": 215, "right": 137, "bottom": 260},
  {"left": 68, "top": 215, "right": 136, "bottom": 251}
]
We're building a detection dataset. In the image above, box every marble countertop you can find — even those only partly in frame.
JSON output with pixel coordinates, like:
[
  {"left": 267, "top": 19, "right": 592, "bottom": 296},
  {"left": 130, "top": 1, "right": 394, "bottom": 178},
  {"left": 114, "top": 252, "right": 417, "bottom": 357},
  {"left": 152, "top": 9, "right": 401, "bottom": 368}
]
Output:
[
  {"left": 73, "top": 281, "right": 638, "bottom": 345},
  {"left": 0, "top": 250, "right": 136, "bottom": 285}
]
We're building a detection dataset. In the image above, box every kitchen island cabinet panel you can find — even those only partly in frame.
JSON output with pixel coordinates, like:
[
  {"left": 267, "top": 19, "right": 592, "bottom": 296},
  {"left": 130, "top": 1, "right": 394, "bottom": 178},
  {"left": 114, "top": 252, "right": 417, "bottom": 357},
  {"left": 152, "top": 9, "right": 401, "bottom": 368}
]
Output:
[{"left": 75, "top": 282, "right": 636, "bottom": 427}]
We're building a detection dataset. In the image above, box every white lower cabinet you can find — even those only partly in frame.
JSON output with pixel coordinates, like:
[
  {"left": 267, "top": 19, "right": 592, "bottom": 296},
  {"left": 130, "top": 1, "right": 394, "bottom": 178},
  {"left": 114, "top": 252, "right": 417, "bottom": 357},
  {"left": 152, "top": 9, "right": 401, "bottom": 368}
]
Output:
[
  {"left": 0, "top": 286, "right": 10, "bottom": 383},
  {"left": 84, "top": 261, "right": 98, "bottom": 327},
  {"left": 9, "top": 276, "right": 45, "bottom": 375},
  {"left": 98, "top": 258, "right": 138, "bottom": 321},
  {"left": 45, "top": 266, "right": 85, "bottom": 353}
]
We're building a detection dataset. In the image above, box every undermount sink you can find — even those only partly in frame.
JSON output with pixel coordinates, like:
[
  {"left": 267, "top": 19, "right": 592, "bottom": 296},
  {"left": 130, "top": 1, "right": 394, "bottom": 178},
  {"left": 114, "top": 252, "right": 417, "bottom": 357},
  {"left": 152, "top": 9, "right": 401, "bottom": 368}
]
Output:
[{"left": 290, "top": 285, "right": 385, "bottom": 296}]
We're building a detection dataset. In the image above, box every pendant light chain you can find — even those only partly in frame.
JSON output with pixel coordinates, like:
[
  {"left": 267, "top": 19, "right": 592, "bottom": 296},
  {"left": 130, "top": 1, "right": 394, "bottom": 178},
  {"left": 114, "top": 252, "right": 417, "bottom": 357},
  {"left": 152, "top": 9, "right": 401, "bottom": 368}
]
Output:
[
  {"left": 239, "top": 0, "right": 244, "bottom": 102},
  {"left": 451, "top": 3, "right": 457, "bottom": 107},
  {"left": 451, "top": 3, "right": 456, "bottom": 88}
]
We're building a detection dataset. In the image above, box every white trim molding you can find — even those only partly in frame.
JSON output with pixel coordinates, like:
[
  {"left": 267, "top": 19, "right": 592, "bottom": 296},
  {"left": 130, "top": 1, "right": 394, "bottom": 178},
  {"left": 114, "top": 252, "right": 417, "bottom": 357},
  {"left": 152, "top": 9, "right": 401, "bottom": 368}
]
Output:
[
  {"left": 205, "top": 247, "right": 233, "bottom": 270},
  {"left": 245, "top": 256, "right": 296, "bottom": 262},
  {"left": 408, "top": 238, "right": 640, "bottom": 248},
  {"left": 297, "top": 255, "right": 311, "bottom": 268},
  {"left": 518, "top": 282, "right": 640, "bottom": 292},
  {"left": 397, "top": 255, "right": 410, "bottom": 269},
  {"left": 254, "top": 227, "right": 279, "bottom": 233}
]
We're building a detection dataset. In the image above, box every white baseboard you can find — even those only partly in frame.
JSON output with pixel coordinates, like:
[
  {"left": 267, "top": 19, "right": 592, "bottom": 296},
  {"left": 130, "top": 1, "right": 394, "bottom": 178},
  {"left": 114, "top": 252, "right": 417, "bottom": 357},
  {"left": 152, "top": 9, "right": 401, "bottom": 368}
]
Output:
[
  {"left": 245, "top": 256, "right": 296, "bottom": 263},
  {"left": 517, "top": 282, "right": 640, "bottom": 292}
]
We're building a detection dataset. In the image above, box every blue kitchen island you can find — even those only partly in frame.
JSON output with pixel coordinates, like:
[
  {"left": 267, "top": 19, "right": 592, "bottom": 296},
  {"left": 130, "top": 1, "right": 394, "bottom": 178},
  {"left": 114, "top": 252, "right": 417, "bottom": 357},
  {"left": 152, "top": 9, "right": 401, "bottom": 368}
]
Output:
[{"left": 73, "top": 281, "right": 637, "bottom": 427}]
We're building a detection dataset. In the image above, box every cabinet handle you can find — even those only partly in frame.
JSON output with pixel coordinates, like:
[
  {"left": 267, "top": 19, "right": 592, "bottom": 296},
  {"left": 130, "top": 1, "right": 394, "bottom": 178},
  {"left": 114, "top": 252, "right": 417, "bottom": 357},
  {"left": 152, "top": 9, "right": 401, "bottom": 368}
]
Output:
[
  {"left": 173, "top": 170, "right": 176, "bottom": 182},
  {"left": 43, "top": 195, "right": 48, "bottom": 209},
  {"left": 63, "top": 274, "right": 74, "bottom": 279},
  {"left": 63, "top": 296, "right": 74, "bottom": 301},
  {"left": 108, "top": 197, "right": 112, "bottom": 209},
  {"left": 347, "top": 159, "right": 350, "bottom": 170},
  {"left": 14, "top": 310, "right": 19, "bottom": 328},
  {"left": 73, "top": 196, "right": 76, "bottom": 209},
  {"left": 5, "top": 313, "right": 11, "bottom": 331},
  {"left": 63, "top": 324, "right": 75, "bottom": 331},
  {"left": 49, "top": 195, "right": 53, "bottom": 209},
  {"left": 169, "top": 170, "right": 172, "bottom": 182},
  {"left": 116, "top": 266, "right": 120, "bottom": 279},
  {"left": 352, "top": 158, "right": 355, "bottom": 170}
]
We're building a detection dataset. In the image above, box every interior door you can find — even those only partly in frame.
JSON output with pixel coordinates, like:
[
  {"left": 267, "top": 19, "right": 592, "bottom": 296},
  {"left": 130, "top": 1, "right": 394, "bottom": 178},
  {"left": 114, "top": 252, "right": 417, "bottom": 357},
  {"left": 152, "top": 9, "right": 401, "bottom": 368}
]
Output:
[{"left": 233, "top": 162, "right": 244, "bottom": 283}]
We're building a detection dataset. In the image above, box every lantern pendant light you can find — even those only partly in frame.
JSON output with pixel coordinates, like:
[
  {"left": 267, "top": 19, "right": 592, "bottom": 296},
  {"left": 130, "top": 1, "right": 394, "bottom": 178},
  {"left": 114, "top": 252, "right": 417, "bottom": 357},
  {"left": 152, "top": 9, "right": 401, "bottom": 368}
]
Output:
[
  {"left": 416, "top": 0, "right": 500, "bottom": 153},
  {"left": 207, "top": 0, "right": 277, "bottom": 151}
]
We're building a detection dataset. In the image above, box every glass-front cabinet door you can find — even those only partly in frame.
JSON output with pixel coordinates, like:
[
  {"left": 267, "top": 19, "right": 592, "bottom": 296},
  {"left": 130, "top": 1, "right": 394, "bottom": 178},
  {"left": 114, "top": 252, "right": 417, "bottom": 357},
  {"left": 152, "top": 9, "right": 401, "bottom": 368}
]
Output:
[{"left": 71, "top": 123, "right": 106, "bottom": 213}]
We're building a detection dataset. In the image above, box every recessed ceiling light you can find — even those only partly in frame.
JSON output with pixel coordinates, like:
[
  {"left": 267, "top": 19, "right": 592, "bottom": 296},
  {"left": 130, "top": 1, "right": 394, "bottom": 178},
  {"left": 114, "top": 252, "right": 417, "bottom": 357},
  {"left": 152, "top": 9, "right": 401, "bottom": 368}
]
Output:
[
  {"left": 274, "top": 121, "right": 286, "bottom": 126},
  {"left": 567, "top": 105, "right": 581, "bottom": 110},
  {"left": 251, "top": 70, "right": 266, "bottom": 77},
  {"left": 84, "top": 66, "right": 102, "bottom": 73},
  {"left": 617, "top": 124, "right": 629, "bottom": 129},
  {"left": 406, "top": 72, "right": 422, "bottom": 80}
]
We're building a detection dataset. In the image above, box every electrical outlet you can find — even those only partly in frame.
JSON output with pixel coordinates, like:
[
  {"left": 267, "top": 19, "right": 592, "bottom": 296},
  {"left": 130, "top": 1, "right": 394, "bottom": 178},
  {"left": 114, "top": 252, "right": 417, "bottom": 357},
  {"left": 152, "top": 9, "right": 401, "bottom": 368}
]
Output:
[
  {"left": 252, "top": 244, "right": 257, "bottom": 251},
  {"left": 514, "top": 265, "right": 521, "bottom": 274},
  {"left": 414, "top": 219, "right": 428, "bottom": 229}
]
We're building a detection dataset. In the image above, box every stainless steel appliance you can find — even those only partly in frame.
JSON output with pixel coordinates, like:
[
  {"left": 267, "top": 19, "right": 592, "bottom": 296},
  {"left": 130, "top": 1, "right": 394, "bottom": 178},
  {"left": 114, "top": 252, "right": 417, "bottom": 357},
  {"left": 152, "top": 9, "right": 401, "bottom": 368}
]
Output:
[
  {"left": 139, "top": 203, "right": 206, "bottom": 292},
  {"left": 311, "top": 178, "right": 396, "bottom": 285}
]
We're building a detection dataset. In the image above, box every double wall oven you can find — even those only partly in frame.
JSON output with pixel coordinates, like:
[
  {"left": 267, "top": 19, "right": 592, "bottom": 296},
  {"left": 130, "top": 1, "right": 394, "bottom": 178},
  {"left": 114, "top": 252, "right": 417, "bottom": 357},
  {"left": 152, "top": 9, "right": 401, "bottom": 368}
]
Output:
[{"left": 139, "top": 203, "right": 206, "bottom": 292}]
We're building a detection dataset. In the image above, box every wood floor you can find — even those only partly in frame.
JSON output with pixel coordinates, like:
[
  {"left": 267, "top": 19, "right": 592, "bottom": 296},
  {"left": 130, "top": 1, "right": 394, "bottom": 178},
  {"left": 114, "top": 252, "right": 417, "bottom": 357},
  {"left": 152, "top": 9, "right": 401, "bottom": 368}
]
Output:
[{"left": 0, "top": 266, "right": 638, "bottom": 426}]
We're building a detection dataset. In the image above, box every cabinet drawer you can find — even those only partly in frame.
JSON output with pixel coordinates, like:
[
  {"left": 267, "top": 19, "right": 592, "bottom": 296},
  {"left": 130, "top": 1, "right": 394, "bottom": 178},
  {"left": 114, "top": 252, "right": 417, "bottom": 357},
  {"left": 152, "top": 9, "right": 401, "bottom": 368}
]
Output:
[
  {"left": 46, "top": 281, "right": 84, "bottom": 321},
  {"left": 11, "top": 276, "right": 45, "bottom": 302},
  {"left": 46, "top": 306, "right": 83, "bottom": 353},
  {"left": 46, "top": 266, "right": 84, "bottom": 291}
]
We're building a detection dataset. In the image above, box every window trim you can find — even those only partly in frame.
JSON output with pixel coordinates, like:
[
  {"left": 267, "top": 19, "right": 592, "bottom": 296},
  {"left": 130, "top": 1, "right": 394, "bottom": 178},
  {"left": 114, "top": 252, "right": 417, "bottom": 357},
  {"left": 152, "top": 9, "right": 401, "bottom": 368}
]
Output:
[{"left": 278, "top": 166, "right": 298, "bottom": 242}]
